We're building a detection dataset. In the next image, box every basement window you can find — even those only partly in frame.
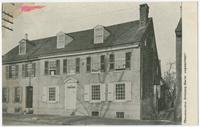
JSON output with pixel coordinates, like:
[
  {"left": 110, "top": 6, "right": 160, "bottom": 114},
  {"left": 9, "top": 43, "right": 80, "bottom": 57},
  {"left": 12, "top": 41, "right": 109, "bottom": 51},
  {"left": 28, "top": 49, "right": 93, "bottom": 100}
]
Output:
[
  {"left": 92, "top": 111, "right": 99, "bottom": 117},
  {"left": 116, "top": 112, "right": 124, "bottom": 118}
]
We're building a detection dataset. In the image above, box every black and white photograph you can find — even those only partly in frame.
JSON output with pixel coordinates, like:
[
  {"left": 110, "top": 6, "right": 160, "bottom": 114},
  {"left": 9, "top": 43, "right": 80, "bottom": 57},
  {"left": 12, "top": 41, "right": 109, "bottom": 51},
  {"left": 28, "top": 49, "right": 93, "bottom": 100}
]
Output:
[{"left": 1, "top": 1, "right": 198, "bottom": 125}]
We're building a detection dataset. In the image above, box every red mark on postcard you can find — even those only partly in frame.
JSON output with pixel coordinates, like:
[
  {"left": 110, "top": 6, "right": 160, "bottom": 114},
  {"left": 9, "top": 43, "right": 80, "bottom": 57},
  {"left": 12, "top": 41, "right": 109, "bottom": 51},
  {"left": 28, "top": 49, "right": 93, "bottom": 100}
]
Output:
[{"left": 20, "top": 5, "right": 45, "bottom": 12}]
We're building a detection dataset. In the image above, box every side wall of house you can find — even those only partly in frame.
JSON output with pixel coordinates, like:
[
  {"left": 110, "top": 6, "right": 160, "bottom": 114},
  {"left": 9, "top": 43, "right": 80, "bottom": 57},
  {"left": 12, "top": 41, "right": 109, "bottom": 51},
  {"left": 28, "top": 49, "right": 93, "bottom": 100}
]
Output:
[{"left": 140, "top": 23, "right": 160, "bottom": 120}]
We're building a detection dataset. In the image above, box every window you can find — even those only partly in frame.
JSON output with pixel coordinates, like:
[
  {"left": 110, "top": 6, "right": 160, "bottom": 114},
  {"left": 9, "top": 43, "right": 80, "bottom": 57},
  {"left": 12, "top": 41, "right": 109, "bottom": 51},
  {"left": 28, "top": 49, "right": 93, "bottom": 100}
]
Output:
[
  {"left": 125, "top": 52, "right": 131, "bottom": 69},
  {"left": 94, "top": 25, "right": 104, "bottom": 44},
  {"left": 2, "top": 88, "right": 9, "bottom": 103},
  {"left": 86, "top": 57, "right": 91, "bottom": 72},
  {"left": 19, "top": 41, "right": 26, "bottom": 55},
  {"left": 92, "top": 111, "right": 99, "bottom": 117},
  {"left": 91, "top": 85, "right": 100, "bottom": 100},
  {"left": 116, "top": 84, "right": 125, "bottom": 100},
  {"left": 14, "top": 87, "right": 21, "bottom": 103},
  {"left": 22, "top": 63, "right": 36, "bottom": 77},
  {"left": 44, "top": 60, "right": 60, "bottom": 76},
  {"left": 109, "top": 54, "right": 115, "bottom": 70},
  {"left": 49, "top": 87, "right": 56, "bottom": 101},
  {"left": 63, "top": 59, "right": 67, "bottom": 73},
  {"left": 6, "top": 65, "right": 18, "bottom": 79},
  {"left": 57, "top": 32, "right": 65, "bottom": 49},
  {"left": 100, "top": 55, "right": 106, "bottom": 72},
  {"left": 76, "top": 58, "right": 80, "bottom": 73},
  {"left": 67, "top": 59, "right": 76, "bottom": 74},
  {"left": 116, "top": 112, "right": 124, "bottom": 118}
]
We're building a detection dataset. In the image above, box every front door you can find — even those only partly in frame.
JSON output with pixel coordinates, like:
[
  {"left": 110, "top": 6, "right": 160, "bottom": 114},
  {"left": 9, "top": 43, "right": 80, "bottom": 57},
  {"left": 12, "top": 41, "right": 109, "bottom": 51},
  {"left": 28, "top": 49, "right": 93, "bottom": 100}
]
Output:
[
  {"left": 65, "top": 83, "right": 77, "bottom": 110},
  {"left": 26, "top": 86, "right": 33, "bottom": 108}
]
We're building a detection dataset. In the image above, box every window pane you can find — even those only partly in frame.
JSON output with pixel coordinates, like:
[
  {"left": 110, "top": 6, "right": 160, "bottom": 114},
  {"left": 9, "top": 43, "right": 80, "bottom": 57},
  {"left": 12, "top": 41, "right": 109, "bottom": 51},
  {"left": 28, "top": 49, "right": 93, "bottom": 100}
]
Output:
[
  {"left": 116, "top": 112, "right": 124, "bottom": 118},
  {"left": 116, "top": 84, "right": 125, "bottom": 100},
  {"left": 91, "top": 85, "right": 100, "bottom": 100},
  {"left": 49, "top": 87, "right": 56, "bottom": 101}
]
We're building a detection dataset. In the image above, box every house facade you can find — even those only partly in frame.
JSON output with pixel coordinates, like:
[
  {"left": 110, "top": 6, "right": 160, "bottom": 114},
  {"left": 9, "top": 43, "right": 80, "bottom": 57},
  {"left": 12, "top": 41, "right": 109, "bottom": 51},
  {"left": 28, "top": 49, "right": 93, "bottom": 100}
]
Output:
[{"left": 2, "top": 4, "right": 161, "bottom": 120}]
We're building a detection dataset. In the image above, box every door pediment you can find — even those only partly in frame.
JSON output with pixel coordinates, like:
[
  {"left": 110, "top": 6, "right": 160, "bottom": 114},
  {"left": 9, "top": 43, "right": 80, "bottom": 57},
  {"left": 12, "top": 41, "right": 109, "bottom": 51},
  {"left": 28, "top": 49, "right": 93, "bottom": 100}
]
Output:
[{"left": 64, "top": 77, "right": 78, "bottom": 84}]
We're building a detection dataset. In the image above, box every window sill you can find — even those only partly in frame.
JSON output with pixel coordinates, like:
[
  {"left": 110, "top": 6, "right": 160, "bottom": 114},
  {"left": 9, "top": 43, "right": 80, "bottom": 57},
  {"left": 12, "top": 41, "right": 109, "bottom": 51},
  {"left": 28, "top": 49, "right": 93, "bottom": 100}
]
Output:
[
  {"left": 48, "top": 101, "right": 58, "bottom": 104},
  {"left": 90, "top": 100, "right": 101, "bottom": 103},
  {"left": 113, "top": 99, "right": 127, "bottom": 103}
]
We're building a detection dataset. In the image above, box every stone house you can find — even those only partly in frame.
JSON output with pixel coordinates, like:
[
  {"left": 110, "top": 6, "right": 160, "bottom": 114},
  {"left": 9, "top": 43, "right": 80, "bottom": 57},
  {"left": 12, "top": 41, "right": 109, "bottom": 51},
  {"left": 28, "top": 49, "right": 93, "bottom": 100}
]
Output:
[{"left": 2, "top": 4, "right": 161, "bottom": 120}]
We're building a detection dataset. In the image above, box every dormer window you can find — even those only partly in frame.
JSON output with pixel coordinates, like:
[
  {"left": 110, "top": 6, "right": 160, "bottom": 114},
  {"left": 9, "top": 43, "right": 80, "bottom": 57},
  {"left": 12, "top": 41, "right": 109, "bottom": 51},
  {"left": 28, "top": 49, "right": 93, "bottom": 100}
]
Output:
[
  {"left": 94, "top": 25, "right": 104, "bottom": 44},
  {"left": 94, "top": 25, "right": 110, "bottom": 44},
  {"left": 56, "top": 31, "right": 73, "bottom": 49},
  {"left": 19, "top": 40, "right": 26, "bottom": 55}
]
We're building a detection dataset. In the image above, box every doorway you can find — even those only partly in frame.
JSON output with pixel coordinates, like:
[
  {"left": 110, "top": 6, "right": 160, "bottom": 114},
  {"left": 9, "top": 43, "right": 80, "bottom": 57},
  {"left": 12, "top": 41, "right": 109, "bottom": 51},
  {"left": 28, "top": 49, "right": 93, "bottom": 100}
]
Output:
[{"left": 26, "top": 86, "right": 33, "bottom": 108}]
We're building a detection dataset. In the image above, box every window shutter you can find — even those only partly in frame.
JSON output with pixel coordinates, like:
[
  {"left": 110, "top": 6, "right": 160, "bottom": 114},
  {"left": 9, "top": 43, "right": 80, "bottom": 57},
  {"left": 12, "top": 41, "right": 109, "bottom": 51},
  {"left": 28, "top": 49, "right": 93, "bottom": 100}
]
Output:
[
  {"left": 7, "top": 88, "right": 9, "bottom": 103},
  {"left": 84, "top": 85, "right": 90, "bottom": 101},
  {"left": 15, "top": 65, "right": 19, "bottom": 78},
  {"left": 12, "top": 88, "right": 15, "bottom": 103},
  {"left": 107, "top": 83, "right": 114, "bottom": 101},
  {"left": 19, "top": 87, "right": 23, "bottom": 103},
  {"left": 56, "top": 60, "right": 60, "bottom": 75},
  {"left": 5, "top": 66, "right": 9, "bottom": 79},
  {"left": 63, "top": 59, "right": 67, "bottom": 73},
  {"left": 125, "top": 82, "right": 132, "bottom": 101},
  {"left": 100, "top": 84, "right": 106, "bottom": 101},
  {"left": 25, "top": 64, "right": 28, "bottom": 77},
  {"left": 32, "top": 63, "right": 36, "bottom": 77},
  {"left": 56, "top": 86, "right": 59, "bottom": 103},
  {"left": 44, "top": 61, "right": 49, "bottom": 75},
  {"left": 76, "top": 58, "right": 80, "bottom": 73},
  {"left": 22, "top": 64, "right": 25, "bottom": 77},
  {"left": 42, "top": 86, "right": 47, "bottom": 102}
]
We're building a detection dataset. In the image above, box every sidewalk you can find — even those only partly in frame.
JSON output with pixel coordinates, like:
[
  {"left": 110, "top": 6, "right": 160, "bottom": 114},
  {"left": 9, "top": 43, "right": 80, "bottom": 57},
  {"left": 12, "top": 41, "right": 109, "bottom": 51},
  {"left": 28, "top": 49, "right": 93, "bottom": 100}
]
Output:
[{"left": 3, "top": 113, "right": 177, "bottom": 125}]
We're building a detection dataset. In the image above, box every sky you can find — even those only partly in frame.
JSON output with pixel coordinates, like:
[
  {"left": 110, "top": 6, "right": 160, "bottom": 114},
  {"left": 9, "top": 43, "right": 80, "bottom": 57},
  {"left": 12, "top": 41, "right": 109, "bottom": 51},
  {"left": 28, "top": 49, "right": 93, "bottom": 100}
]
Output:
[{"left": 2, "top": 2, "right": 181, "bottom": 73}]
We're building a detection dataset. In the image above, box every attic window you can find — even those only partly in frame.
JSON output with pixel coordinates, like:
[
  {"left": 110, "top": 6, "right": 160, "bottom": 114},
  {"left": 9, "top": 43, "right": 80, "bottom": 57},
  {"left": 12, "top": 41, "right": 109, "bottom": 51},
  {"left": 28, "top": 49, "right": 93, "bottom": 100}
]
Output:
[
  {"left": 56, "top": 31, "right": 73, "bottom": 49},
  {"left": 57, "top": 32, "right": 65, "bottom": 49},
  {"left": 19, "top": 40, "right": 26, "bottom": 55},
  {"left": 94, "top": 25, "right": 104, "bottom": 44}
]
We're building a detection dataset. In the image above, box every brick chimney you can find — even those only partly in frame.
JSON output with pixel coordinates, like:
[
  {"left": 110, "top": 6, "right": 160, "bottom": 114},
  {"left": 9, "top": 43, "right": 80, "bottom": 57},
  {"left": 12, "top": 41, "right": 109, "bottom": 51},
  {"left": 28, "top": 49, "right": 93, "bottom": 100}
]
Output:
[{"left": 140, "top": 4, "right": 149, "bottom": 27}]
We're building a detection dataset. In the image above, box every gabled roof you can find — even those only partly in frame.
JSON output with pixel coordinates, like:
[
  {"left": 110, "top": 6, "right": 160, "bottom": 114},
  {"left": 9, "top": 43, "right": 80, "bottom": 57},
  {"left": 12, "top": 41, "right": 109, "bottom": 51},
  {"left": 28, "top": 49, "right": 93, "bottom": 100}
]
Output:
[{"left": 3, "top": 18, "right": 153, "bottom": 64}]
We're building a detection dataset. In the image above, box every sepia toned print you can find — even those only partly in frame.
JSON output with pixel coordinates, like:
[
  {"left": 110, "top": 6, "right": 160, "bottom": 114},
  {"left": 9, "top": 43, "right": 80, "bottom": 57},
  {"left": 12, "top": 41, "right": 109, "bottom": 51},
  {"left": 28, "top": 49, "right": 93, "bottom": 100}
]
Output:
[{"left": 1, "top": 2, "right": 197, "bottom": 125}]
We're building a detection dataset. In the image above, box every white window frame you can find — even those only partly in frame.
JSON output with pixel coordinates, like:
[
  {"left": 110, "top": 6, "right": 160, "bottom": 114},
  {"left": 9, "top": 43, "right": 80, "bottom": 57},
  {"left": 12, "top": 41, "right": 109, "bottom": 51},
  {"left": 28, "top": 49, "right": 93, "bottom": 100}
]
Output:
[
  {"left": 113, "top": 81, "right": 131, "bottom": 102},
  {"left": 115, "top": 83, "right": 126, "bottom": 101},
  {"left": 48, "top": 86, "right": 56, "bottom": 103},
  {"left": 94, "top": 25, "right": 104, "bottom": 44},
  {"left": 90, "top": 84, "right": 101, "bottom": 103}
]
